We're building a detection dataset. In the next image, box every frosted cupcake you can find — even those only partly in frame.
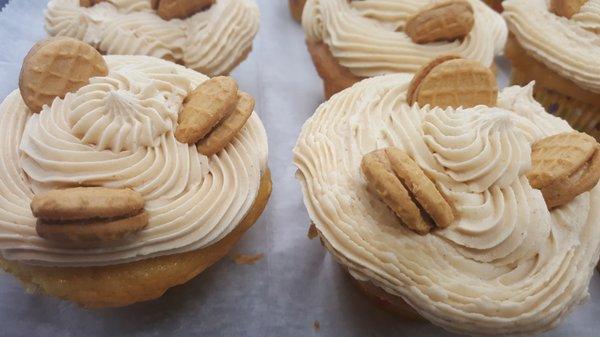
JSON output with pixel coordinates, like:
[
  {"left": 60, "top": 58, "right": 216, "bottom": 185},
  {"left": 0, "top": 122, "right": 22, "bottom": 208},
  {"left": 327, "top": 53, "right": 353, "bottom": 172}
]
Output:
[
  {"left": 294, "top": 57, "right": 600, "bottom": 335},
  {"left": 45, "top": 0, "right": 259, "bottom": 77},
  {"left": 0, "top": 37, "right": 271, "bottom": 308},
  {"left": 503, "top": 0, "right": 600, "bottom": 140},
  {"left": 302, "top": 0, "right": 506, "bottom": 98}
]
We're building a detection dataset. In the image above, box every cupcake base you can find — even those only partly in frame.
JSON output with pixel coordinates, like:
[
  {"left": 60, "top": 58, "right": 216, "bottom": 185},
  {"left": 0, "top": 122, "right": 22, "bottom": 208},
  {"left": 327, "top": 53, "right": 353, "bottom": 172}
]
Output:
[
  {"left": 0, "top": 169, "right": 272, "bottom": 308},
  {"left": 349, "top": 272, "right": 424, "bottom": 320},
  {"left": 306, "top": 39, "right": 364, "bottom": 99},
  {"left": 312, "top": 224, "right": 424, "bottom": 321},
  {"left": 289, "top": 0, "right": 307, "bottom": 23},
  {"left": 505, "top": 34, "right": 600, "bottom": 140}
]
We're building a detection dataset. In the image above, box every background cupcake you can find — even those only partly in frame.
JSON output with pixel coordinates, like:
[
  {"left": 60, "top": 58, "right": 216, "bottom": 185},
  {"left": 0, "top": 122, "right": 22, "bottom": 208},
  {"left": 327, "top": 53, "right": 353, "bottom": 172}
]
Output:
[
  {"left": 503, "top": 0, "right": 600, "bottom": 140},
  {"left": 302, "top": 0, "right": 507, "bottom": 98},
  {"left": 45, "top": 0, "right": 260, "bottom": 77}
]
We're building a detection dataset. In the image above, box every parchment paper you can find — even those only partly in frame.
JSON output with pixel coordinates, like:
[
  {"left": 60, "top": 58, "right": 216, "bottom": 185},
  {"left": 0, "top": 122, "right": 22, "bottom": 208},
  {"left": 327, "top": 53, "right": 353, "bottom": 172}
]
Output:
[{"left": 0, "top": 1, "right": 599, "bottom": 336}]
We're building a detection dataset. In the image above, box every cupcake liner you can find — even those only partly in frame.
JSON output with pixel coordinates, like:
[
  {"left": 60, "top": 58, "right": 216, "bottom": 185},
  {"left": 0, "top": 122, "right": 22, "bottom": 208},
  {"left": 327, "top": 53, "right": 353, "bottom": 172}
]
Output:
[{"left": 532, "top": 85, "right": 600, "bottom": 141}]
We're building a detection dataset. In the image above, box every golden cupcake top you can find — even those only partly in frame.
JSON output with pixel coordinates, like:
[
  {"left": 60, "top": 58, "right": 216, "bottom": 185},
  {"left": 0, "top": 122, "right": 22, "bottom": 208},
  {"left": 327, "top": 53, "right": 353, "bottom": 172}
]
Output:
[
  {"left": 302, "top": 0, "right": 507, "bottom": 77},
  {"left": 293, "top": 57, "right": 600, "bottom": 335},
  {"left": 45, "top": 0, "right": 260, "bottom": 76},
  {"left": 0, "top": 37, "right": 268, "bottom": 266}
]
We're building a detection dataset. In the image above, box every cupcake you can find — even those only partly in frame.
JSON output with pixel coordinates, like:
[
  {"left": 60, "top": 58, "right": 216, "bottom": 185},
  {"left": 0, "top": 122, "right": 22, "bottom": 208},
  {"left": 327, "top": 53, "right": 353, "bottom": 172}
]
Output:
[
  {"left": 503, "top": 0, "right": 600, "bottom": 140},
  {"left": 289, "top": 0, "right": 306, "bottom": 22},
  {"left": 484, "top": 0, "right": 504, "bottom": 12},
  {"left": 45, "top": 0, "right": 259, "bottom": 77},
  {"left": 0, "top": 37, "right": 271, "bottom": 308},
  {"left": 302, "top": 0, "right": 507, "bottom": 98},
  {"left": 294, "top": 57, "right": 600, "bottom": 335}
]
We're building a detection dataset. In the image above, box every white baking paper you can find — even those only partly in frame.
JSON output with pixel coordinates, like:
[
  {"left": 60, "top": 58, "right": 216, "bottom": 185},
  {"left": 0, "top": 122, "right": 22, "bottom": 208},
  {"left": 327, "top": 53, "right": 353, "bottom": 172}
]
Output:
[{"left": 0, "top": 1, "right": 598, "bottom": 336}]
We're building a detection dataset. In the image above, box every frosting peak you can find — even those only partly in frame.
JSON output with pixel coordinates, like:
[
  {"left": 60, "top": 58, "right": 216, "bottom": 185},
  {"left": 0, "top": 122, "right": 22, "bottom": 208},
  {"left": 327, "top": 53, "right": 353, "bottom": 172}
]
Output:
[
  {"left": 68, "top": 72, "right": 182, "bottom": 152},
  {"left": 423, "top": 106, "right": 531, "bottom": 192}
]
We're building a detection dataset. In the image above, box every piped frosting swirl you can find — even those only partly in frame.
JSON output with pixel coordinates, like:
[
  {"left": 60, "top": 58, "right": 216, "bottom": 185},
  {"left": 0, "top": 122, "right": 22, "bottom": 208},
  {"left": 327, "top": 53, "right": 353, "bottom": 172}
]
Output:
[
  {"left": 302, "top": 0, "right": 507, "bottom": 77},
  {"left": 293, "top": 75, "right": 600, "bottom": 336},
  {"left": 0, "top": 55, "right": 268, "bottom": 266},
  {"left": 45, "top": 0, "right": 259, "bottom": 77}
]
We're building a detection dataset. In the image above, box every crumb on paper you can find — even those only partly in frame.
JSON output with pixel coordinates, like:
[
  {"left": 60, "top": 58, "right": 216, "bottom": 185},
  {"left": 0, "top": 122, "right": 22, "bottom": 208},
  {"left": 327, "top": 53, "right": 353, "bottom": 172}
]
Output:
[
  {"left": 308, "top": 223, "right": 318, "bottom": 240},
  {"left": 231, "top": 253, "right": 264, "bottom": 265},
  {"left": 313, "top": 320, "right": 320, "bottom": 331}
]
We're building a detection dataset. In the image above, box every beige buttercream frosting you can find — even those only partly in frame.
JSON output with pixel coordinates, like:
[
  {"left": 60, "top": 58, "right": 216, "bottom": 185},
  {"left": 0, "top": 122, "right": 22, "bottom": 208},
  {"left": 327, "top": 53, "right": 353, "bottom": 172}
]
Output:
[
  {"left": 293, "top": 74, "right": 600, "bottom": 336},
  {"left": 45, "top": 0, "right": 260, "bottom": 77},
  {"left": 0, "top": 55, "right": 268, "bottom": 267},
  {"left": 302, "top": 0, "right": 507, "bottom": 77},
  {"left": 503, "top": 0, "right": 600, "bottom": 93}
]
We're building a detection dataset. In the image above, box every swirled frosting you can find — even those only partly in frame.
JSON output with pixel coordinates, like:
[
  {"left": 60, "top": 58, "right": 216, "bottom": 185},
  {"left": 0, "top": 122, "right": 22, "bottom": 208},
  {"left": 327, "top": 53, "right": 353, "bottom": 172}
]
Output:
[
  {"left": 0, "top": 55, "right": 268, "bottom": 267},
  {"left": 503, "top": 0, "right": 600, "bottom": 93},
  {"left": 45, "top": 0, "right": 260, "bottom": 77},
  {"left": 293, "top": 75, "right": 600, "bottom": 336},
  {"left": 302, "top": 0, "right": 507, "bottom": 77}
]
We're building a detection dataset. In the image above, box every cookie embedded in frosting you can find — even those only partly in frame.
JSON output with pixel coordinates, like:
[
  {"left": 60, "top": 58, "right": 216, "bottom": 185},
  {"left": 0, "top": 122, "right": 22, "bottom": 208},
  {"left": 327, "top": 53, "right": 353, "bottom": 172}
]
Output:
[
  {"left": 175, "top": 76, "right": 256, "bottom": 156},
  {"left": 405, "top": 0, "right": 475, "bottom": 44},
  {"left": 551, "top": 0, "right": 589, "bottom": 18},
  {"left": 361, "top": 147, "right": 455, "bottom": 235},
  {"left": 19, "top": 37, "right": 108, "bottom": 113},
  {"left": 154, "top": 0, "right": 215, "bottom": 20},
  {"left": 407, "top": 56, "right": 498, "bottom": 109},
  {"left": 176, "top": 76, "right": 238, "bottom": 144},
  {"left": 32, "top": 187, "right": 148, "bottom": 248},
  {"left": 361, "top": 149, "right": 434, "bottom": 235},
  {"left": 528, "top": 131, "right": 600, "bottom": 208}
]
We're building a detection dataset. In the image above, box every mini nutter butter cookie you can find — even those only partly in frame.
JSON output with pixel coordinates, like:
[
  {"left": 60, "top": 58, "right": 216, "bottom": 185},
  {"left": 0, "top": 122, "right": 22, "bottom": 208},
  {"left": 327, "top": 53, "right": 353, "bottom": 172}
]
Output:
[
  {"left": 175, "top": 76, "right": 238, "bottom": 144},
  {"left": 19, "top": 37, "right": 108, "bottom": 113},
  {"left": 386, "top": 148, "right": 455, "bottom": 229},
  {"left": 32, "top": 187, "right": 148, "bottom": 248},
  {"left": 301, "top": 0, "right": 506, "bottom": 99},
  {"left": 407, "top": 56, "right": 498, "bottom": 108},
  {"left": 294, "top": 56, "right": 600, "bottom": 335},
  {"left": 361, "top": 148, "right": 454, "bottom": 235},
  {"left": 152, "top": 0, "right": 215, "bottom": 20},
  {"left": 504, "top": 0, "right": 600, "bottom": 140},
  {"left": 528, "top": 131, "right": 600, "bottom": 208},
  {"left": 0, "top": 41, "right": 270, "bottom": 308},
  {"left": 46, "top": 0, "right": 259, "bottom": 77},
  {"left": 405, "top": 0, "right": 475, "bottom": 44},
  {"left": 551, "top": 0, "right": 588, "bottom": 18},
  {"left": 197, "top": 92, "right": 255, "bottom": 156},
  {"left": 174, "top": 76, "right": 255, "bottom": 156},
  {"left": 361, "top": 150, "right": 433, "bottom": 235}
]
